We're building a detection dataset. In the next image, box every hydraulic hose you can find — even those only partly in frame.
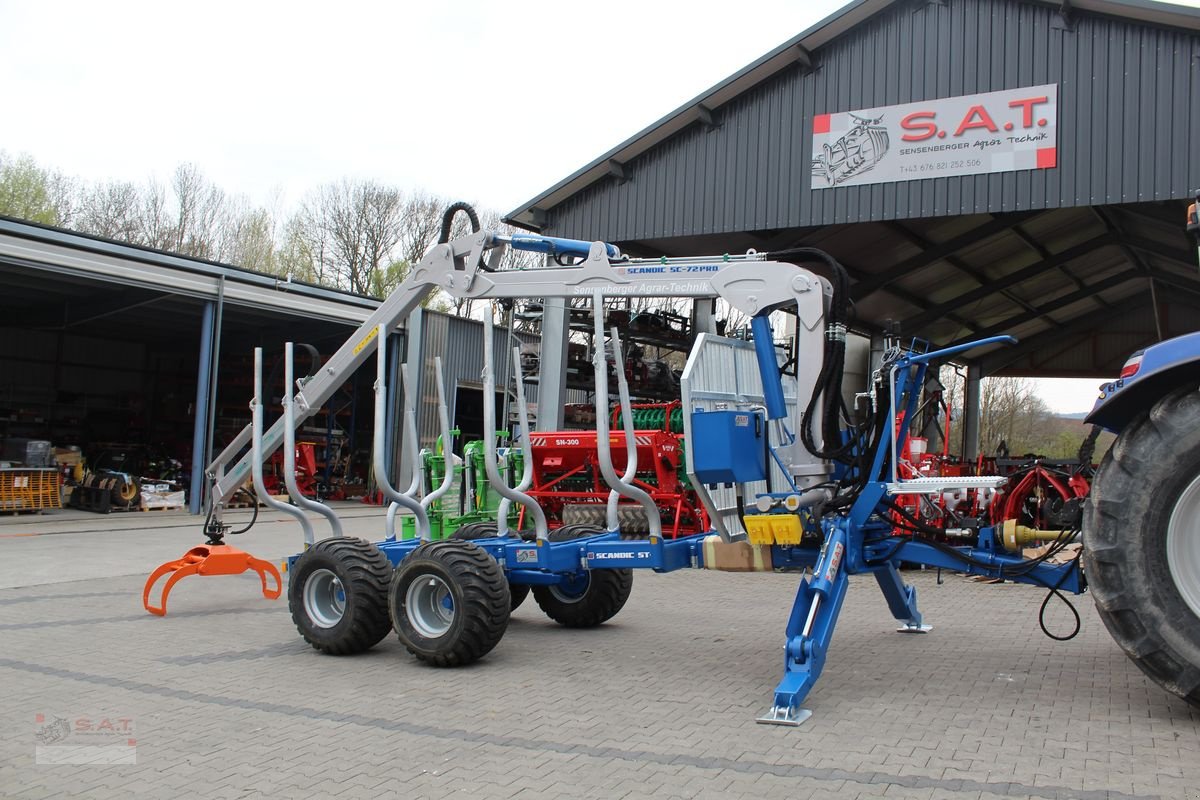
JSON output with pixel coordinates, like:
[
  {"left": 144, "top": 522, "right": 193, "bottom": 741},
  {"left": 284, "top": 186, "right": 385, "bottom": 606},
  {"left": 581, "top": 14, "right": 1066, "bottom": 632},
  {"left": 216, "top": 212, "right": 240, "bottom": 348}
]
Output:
[
  {"left": 438, "top": 201, "right": 481, "bottom": 244},
  {"left": 765, "top": 247, "right": 855, "bottom": 464}
]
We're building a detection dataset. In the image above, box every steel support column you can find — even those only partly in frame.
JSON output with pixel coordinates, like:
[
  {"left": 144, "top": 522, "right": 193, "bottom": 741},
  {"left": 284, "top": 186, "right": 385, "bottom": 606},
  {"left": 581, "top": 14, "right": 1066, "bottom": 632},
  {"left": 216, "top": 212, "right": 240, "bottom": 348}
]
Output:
[
  {"left": 189, "top": 301, "right": 216, "bottom": 514},
  {"left": 962, "top": 363, "right": 983, "bottom": 461},
  {"left": 692, "top": 298, "right": 718, "bottom": 336},
  {"left": 202, "top": 277, "right": 225, "bottom": 498},
  {"left": 536, "top": 297, "right": 570, "bottom": 431}
]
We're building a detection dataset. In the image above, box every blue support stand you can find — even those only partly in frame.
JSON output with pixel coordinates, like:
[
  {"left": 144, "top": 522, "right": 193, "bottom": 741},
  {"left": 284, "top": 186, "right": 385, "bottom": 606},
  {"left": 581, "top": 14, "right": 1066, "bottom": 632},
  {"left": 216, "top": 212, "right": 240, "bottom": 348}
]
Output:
[
  {"left": 758, "top": 522, "right": 852, "bottom": 726},
  {"left": 873, "top": 561, "right": 932, "bottom": 633}
]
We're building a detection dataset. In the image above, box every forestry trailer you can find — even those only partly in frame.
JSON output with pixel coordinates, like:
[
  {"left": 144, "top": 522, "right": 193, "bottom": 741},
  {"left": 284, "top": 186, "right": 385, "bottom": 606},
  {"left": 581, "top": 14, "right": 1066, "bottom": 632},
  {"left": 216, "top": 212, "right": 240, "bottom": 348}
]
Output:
[{"left": 157, "top": 202, "right": 1199, "bottom": 724}]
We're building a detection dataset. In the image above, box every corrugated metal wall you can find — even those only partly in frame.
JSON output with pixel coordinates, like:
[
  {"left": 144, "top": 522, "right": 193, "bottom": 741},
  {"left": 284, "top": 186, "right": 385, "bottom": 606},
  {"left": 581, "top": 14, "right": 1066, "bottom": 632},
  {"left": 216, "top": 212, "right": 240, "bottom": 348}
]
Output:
[
  {"left": 547, "top": 0, "right": 1199, "bottom": 242},
  {"left": 413, "top": 313, "right": 548, "bottom": 446}
]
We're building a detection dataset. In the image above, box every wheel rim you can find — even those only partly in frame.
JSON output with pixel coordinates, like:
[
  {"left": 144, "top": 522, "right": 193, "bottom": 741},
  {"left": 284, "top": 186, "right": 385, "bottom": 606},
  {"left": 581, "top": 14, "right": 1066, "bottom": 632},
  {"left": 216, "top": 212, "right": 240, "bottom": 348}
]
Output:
[
  {"left": 304, "top": 568, "right": 346, "bottom": 628},
  {"left": 549, "top": 572, "right": 590, "bottom": 604},
  {"left": 406, "top": 575, "right": 455, "bottom": 637},
  {"left": 1167, "top": 473, "right": 1200, "bottom": 619}
]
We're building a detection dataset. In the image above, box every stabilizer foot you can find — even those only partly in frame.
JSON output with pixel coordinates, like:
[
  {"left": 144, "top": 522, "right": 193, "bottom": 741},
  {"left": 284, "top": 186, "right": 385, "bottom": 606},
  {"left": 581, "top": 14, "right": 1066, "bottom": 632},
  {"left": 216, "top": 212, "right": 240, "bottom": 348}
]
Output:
[{"left": 756, "top": 705, "right": 813, "bottom": 727}]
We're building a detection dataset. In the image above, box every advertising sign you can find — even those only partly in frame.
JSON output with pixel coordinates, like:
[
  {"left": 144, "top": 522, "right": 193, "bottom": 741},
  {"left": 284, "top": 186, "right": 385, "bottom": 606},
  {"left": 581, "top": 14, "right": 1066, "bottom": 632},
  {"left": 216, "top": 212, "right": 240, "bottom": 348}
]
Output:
[{"left": 810, "top": 84, "right": 1057, "bottom": 189}]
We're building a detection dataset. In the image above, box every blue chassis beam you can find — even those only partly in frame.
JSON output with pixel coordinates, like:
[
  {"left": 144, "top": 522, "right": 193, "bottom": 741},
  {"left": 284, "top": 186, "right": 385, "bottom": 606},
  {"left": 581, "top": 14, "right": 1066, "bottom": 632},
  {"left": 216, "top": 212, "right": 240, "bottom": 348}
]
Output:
[
  {"left": 287, "top": 516, "right": 1081, "bottom": 725},
  {"left": 288, "top": 531, "right": 712, "bottom": 582}
]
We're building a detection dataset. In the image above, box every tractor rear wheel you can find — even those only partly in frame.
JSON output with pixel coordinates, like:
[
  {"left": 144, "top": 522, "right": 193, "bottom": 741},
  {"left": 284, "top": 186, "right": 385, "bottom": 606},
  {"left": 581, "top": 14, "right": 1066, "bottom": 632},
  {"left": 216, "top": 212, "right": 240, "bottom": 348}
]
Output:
[
  {"left": 289, "top": 537, "right": 393, "bottom": 655},
  {"left": 389, "top": 540, "right": 510, "bottom": 666},
  {"left": 532, "top": 526, "right": 633, "bottom": 628},
  {"left": 1084, "top": 387, "right": 1200, "bottom": 707}
]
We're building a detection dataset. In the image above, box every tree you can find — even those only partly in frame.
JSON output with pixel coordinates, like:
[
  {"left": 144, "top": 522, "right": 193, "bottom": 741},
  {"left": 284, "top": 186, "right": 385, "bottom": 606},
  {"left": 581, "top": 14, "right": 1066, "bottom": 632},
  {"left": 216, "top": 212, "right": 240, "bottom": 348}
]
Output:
[
  {"left": 170, "top": 163, "right": 228, "bottom": 259},
  {"left": 978, "top": 376, "right": 1052, "bottom": 455},
  {"left": 313, "top": 180, "right": 406, "bottom": 295},
  {"left": 0, "top": 153, "right": 71, "bottom": 226},
  {"left": 135, "top": 178, "right": 175, "bottom": 250},
  {"left": 0, "top": 155, "right": 535, "bottom": 309},
  {"left": 221, "top": 205, "right": 277, "bottom": 274},
  {"left": 935, "top": 367, "right": 1100, "bottom": 459},
  {"left": 76, "top": 180, "right": 142, "bottom": 241}
]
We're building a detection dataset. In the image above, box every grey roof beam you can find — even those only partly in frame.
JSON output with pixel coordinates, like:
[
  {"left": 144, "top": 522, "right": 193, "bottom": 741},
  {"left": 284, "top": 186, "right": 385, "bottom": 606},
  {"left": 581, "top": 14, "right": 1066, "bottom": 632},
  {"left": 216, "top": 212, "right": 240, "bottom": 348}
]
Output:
[
  {"left": 941, "top": 268, "right": 1141, "bottom": 349},
  {"left": 1113, "top": 201, "right": 1191, "bottom": 230},
  {"left": 887, "top": 220, "right": 1054, "bottom": 325},
  {"left": 1010, "top": 222, "right": 1110, "bottom": 307},
  {"left": 1141, "top": 268, "right": 1200, "bottom": 301},
  {"left": 1093, "top": 206, "right": 1170, "bottom": 340},
  {"left": 1122, "top": 234, "right": 1199, "bottom": 272},
  {"left": 900, "top": 233, "right": 1117, "bottom": 335},
  {"left": 1052, "top": 0, "right": 1077, "bottom": 30},
  {"left": 793, "top": 43, "right": 816, "bottom": 73},
  {"left": 980, "top": 296, "right": 1151, "bottom": 374},
  {"left": 772, "top": 229, "right": 982, "bottom": 333},
  {"left": 850, "top": 212, "right": 1040, "bottom": 301},
  {"left": 695, "top": 105, "right": 720, "bottom": 131}
]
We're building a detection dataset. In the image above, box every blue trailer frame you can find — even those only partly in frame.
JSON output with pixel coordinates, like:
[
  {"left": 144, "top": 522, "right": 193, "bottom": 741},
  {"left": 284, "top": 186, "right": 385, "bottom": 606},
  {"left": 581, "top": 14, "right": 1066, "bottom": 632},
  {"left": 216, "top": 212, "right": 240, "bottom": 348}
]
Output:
[{"left": 286, "top": 312, "right": 1084, "bottom": 725}]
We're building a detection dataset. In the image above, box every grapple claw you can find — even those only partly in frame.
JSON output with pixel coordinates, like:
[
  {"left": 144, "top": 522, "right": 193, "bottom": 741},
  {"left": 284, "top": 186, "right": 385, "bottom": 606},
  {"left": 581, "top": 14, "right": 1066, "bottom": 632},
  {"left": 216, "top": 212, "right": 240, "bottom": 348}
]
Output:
[{"left": 143, "top": 545, "right": 282, "bottom": 616}]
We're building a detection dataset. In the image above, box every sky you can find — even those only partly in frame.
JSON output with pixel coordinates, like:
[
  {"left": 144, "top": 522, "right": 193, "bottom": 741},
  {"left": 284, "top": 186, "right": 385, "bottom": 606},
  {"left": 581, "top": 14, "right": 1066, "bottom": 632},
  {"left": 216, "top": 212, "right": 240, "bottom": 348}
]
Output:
[{"left": 3, "top": 0, "right": 1194, "bottom": 415}]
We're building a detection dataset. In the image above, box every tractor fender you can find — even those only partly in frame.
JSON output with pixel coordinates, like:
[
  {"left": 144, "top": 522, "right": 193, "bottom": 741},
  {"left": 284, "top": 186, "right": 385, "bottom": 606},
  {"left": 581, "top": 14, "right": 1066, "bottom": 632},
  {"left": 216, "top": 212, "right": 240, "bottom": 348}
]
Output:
[{"left": 1087, "top": 331, "right": 1200, "bottom": 433}]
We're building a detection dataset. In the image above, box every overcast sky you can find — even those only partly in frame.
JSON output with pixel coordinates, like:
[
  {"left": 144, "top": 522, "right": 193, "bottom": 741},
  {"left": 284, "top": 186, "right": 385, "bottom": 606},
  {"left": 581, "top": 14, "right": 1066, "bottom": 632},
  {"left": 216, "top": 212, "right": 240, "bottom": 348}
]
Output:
[
  {"left": 3, "top": 0, "right": 1194, "bottom": 414},
  {"left": 0, "top": 0, "right": 844, "bottom": 213}
]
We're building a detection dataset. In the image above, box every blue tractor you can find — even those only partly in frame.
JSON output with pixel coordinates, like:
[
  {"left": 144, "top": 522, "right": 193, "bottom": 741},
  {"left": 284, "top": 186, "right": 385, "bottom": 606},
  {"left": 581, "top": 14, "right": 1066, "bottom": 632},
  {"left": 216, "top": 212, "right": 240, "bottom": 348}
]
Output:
[{"left": 1082, "top": 198, "right": 1200, "bottom": 706}]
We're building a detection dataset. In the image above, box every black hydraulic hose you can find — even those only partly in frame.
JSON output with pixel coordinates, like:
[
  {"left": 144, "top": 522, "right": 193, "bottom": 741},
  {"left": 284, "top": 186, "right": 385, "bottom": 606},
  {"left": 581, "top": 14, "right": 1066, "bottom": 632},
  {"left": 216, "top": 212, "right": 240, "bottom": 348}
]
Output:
[
  {"left": 765, "top": 247, "right": 855, "bottom": 464},
  {"left": 203, "top": 487, "right": 259, "bottom": 541},
  {"left": 1028, "top": 559, "right": 1083, "bottom": 641},
  {"left": 439, "top": 201, "right": 494, "bottom": 274},
  {"left": 226, "top": 489, "right": 259, "bottom": 535},
  {"left": 438, "top": 201, "right": 481, "bottom": 244}
]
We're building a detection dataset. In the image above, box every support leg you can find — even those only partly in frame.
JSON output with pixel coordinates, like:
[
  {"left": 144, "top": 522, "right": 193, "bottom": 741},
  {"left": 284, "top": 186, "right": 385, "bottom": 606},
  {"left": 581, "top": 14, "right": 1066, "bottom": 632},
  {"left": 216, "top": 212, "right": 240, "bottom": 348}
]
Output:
[
  {"left": 873, "top": 561, "right": 932, "bottom": 633},
  {"left": 758, "top": 524, "right": 851, "bottom": 726}
]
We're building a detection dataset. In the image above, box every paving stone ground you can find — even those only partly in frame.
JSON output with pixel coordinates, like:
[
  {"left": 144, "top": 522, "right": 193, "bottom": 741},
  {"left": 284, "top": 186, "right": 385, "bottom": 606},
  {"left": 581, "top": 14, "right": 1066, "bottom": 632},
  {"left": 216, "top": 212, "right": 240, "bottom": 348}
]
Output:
[{"left": 0, "top": 507, "right": 1198, "bottom": 799}]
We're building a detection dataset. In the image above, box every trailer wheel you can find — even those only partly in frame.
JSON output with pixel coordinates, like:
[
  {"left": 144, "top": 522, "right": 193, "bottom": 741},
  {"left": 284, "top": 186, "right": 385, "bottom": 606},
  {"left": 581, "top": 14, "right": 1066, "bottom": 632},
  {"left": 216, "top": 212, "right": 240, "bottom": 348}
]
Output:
[
  {"left": 1084, "top": 387, "right": 1200, "bottom": 707},
  {"left": 509, "top": 584, "right": 530, "bottom": 611},
  {"left": 532, "top": 527, "right": 633, "bottom": 628},
  {"left": 289, "top": 537, "right": 393, "bottom": 655},
  {"left": 449, "top": 521, "right": 498, "bottom": 540},
  {"left": 389, "top": 540, "right": 510, "bottom": 666},
  {"left": 562, "top": 503, "right": 656, "bottom": 538},
  {"left": 449, "top": 523, "right": 529, "bottom": 610}
]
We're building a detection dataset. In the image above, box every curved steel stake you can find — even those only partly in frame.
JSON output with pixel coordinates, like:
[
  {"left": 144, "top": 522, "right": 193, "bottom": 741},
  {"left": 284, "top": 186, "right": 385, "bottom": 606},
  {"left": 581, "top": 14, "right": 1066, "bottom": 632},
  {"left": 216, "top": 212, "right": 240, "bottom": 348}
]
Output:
[
  {"left": 420, "top": 357, "right": 455, "bottom": 515},
  {"left": 482, "top": 313, "right": 547, "bottom": 540},
  {"left": 496, "top": 345, "right": 537, "bottom": 536},
  {"left": 284, "top": 342, "right": 343, "bottom": 541},
  {"left": 591, "top": 292, "right": 662, "bottom": 538},
  {"left": 251, "top": 347, "right": 314, "bottom": 543},
  {"left": 373, "top": 325, "right": 430, "bottom": 540}
]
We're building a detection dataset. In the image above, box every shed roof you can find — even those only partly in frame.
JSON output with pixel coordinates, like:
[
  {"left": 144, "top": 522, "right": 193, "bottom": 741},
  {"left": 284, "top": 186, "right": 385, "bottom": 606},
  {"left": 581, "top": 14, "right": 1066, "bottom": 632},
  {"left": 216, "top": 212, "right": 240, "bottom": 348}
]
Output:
[
  {"left": 505, "top": 0, "right": 1200, "bottom": 230},
  {"left": 502, "top": 0, "right": 1200, "bottom": 378}
]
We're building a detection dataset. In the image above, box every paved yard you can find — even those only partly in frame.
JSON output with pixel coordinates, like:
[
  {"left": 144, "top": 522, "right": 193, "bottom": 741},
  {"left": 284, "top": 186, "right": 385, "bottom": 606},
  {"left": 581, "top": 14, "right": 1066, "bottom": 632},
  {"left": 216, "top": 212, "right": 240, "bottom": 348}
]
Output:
[{"left": 0, "top": 506, "right": 1198, "bottom": 799}]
